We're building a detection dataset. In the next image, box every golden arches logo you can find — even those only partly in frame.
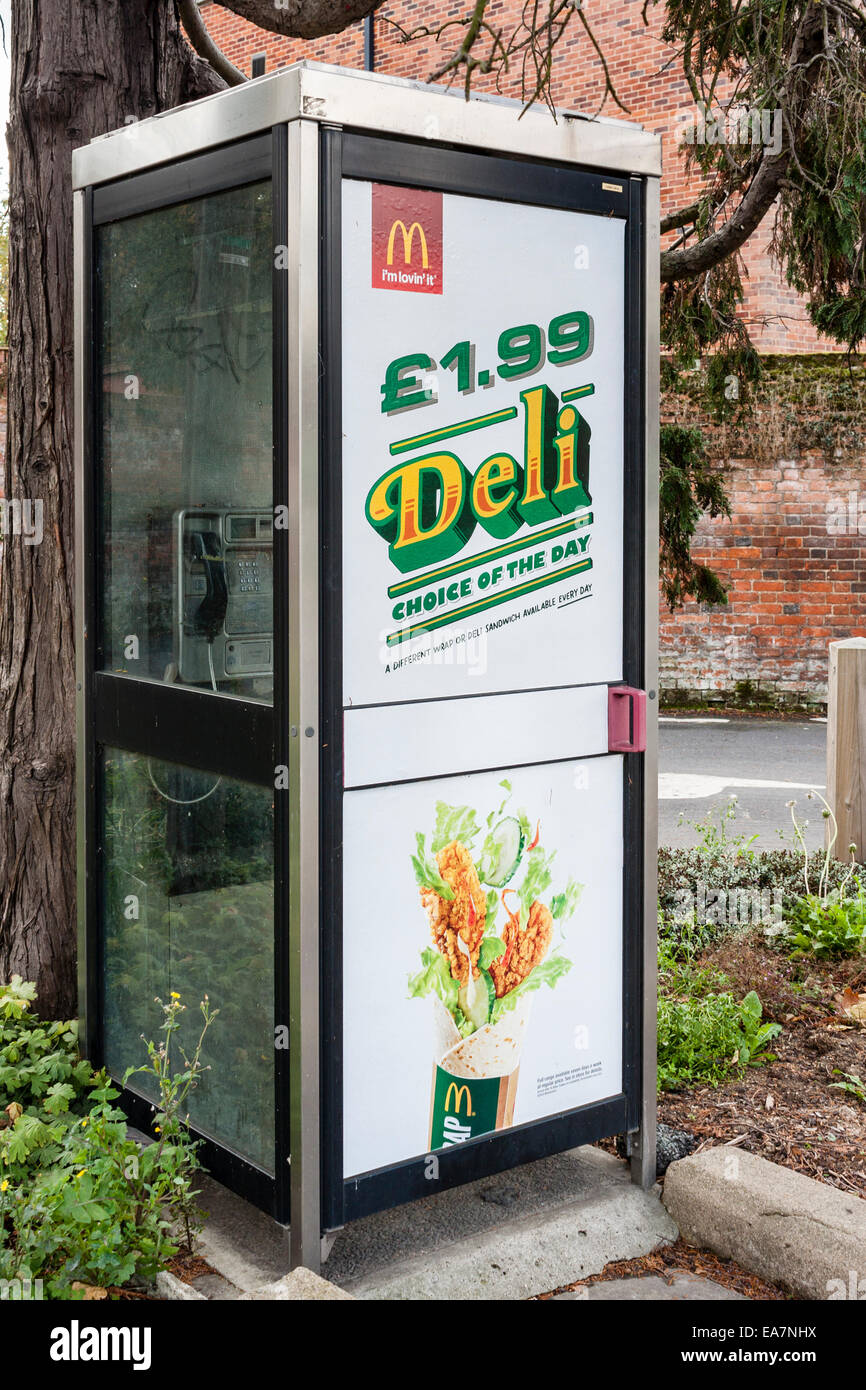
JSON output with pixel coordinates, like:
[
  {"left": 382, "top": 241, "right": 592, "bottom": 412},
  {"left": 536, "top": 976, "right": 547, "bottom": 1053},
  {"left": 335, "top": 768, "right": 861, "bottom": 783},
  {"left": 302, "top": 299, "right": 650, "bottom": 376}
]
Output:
[
  {"left": 443, "top": 1081, "right": 473, "bottom": 1116},
  {"left": 386, "top": 219, "right": 429, "bottom": 269}
]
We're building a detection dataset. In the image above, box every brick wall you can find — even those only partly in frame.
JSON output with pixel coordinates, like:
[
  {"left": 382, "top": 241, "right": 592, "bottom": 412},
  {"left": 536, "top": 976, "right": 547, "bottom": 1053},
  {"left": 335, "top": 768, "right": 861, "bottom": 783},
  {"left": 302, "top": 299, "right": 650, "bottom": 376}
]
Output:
[{"left": 659, "top": 361, "right": 866, "bottom": 708}]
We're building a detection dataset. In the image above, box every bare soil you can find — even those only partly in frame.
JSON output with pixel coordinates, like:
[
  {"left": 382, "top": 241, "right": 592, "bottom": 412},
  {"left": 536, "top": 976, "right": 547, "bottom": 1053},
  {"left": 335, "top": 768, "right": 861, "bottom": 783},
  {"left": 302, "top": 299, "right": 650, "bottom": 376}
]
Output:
[
  {"left": 537, "top": 1237, "right": 789, "bottom": 1300},
  {"left": 659, "top": 932, "right": 866, "bottom": 1197}
]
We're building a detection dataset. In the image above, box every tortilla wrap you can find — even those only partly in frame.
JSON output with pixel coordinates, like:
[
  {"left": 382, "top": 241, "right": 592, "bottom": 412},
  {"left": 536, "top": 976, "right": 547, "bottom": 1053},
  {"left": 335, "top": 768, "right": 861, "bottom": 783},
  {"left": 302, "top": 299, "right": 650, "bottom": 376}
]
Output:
[{"left": 431, "top": 993, "right": 532, "bottom": 1080}]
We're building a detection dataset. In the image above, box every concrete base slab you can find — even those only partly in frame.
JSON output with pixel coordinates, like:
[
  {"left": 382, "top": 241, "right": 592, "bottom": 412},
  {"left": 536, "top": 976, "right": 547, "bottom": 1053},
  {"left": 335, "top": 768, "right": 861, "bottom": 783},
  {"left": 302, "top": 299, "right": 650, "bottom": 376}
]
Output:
[
  {"left": 188, "top": 1272, "right": 243, "bottom": 1301},
  {"left": 327, "top": 1146, "right": 677, "bottom": 1300},
  {"left": 196, "top": 1175, "right": 290, "bottom": 1293},
  {"left": 239, "top": 1268, "right": 355, "bottom": 1301},
  {"left": 664, "top": 1146, "right": 866, "bottom": 1301},
  {"left": 196, "top": 1146, "right": 676, "bottom": 1301},
  {"left": 155, "top": 1269, "right": 206, "bottom": 1301},
  {"left": 554, "top": 1273, "right": 745, "bottom": 1301}
]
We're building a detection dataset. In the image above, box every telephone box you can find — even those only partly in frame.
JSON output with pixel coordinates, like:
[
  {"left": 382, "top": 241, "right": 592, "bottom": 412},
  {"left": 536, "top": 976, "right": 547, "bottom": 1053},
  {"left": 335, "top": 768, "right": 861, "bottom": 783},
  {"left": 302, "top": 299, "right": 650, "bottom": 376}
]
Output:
[{"left": 74, "top": 63, "right": 661, "bottom": 1270}]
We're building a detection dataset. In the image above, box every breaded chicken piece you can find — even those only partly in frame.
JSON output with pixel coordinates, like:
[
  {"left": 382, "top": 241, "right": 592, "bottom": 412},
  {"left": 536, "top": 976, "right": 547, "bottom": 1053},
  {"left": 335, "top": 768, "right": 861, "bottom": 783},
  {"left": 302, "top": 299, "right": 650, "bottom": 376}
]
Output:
[
  {"left": 488, "top": 899, "right": 553, "bottom": 998},
  {"left": 420, "top": 840, "right": 486, "bottom": 985}
]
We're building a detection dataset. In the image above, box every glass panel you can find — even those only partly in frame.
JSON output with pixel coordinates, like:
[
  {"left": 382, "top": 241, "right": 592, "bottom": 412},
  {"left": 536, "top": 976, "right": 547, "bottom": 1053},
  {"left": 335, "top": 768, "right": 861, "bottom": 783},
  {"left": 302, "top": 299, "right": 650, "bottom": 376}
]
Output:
[
  {"left": 97, "top": 181, "right": 274, "bottom": 701},
  {"left": 102, "top": 749, "right": 275, "bottom": 1172}
]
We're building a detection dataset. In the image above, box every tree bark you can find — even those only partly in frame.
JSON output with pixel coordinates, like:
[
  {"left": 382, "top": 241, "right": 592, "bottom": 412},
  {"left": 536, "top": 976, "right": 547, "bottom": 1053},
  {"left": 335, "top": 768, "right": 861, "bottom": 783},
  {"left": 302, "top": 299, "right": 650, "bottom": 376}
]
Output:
[
  {"left": 0, "top": 0, "right": 223, "bottom": 1018},
  {"left": 219, "top": 0, "right": 382, "bottom": 41}
]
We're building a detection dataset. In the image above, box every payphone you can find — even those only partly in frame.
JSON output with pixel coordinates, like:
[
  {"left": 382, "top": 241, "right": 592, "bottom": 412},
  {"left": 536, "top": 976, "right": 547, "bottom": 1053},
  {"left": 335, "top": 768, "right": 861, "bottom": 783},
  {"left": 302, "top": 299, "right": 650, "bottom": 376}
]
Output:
[{"left": 173, "top": 508, "right": 273, "bottom": 689}]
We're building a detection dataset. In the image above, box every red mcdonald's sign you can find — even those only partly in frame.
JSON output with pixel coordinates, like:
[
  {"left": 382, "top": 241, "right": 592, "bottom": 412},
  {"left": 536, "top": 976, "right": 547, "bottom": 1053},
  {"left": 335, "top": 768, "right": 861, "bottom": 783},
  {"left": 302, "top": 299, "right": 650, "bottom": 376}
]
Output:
[{"left": 371, "top": 183, "right": 443, "bottom": 295}]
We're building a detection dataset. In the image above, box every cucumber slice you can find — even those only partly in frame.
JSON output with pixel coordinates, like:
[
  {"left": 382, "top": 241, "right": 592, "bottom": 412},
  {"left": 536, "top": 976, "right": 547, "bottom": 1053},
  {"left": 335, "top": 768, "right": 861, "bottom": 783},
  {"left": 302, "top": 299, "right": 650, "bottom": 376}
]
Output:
[
  {"left": 479, "top": 816, "right": 524, "bottom": 887},
  {"left": 458, "top": 969, "right": 496, "bottom": 1032}
]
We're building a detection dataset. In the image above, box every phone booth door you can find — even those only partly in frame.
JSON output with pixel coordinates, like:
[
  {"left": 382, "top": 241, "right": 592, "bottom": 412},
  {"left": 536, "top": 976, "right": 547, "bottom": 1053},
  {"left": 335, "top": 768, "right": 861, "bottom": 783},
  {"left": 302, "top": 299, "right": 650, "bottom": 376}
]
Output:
[{"left": 79, "top": 134, "right": 289, "bottom": 1215}]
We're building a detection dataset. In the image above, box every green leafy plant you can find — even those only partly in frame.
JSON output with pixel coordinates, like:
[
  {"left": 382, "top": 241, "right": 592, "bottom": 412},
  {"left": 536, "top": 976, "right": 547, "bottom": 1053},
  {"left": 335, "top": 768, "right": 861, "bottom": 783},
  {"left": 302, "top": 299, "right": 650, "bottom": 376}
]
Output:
[
  {"left": 781, "top": 790, "right": 866, "bottom": 958},
  {"left": 681, "top": 796, "right": 759, "bottom": 859},
  {"left": 784, "top": 894, "right": 866, "bottom": 959},
  {"left": 657, "top": 988, "right": 781, "bottom": 1091},
  {"left": 787, "top": 789, "right": 859, "bottom": 902},
  {"left": 123, "top": 993, "right": 216, "bottom": 1252},
  {"left": 0, "top": 979, "right": 216, "bottom": 1298},
  {"left": 657, "top": 920, "right": 733, "bottom": 1000},
  {"left": 830, "top": 1070, "right": 866, "bottom": 1105}
]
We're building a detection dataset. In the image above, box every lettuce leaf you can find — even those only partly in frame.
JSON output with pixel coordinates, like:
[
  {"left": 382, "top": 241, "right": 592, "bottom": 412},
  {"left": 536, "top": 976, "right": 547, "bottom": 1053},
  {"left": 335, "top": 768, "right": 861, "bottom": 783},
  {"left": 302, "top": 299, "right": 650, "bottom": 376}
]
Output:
[
  {"left": 478, "top": 935, "right": 507, "bottom": 970},
  {"left": 551, "top": 878, "right": 583, "bottom": 921},
  {"left": 408, "top": 949, "right": 479, "bottom": 1036},
  {"left": 431, "top": 801, "right": 481, "bottom": 853},
  {"left": 518, "top": 845, "right": 556, "bottom": 914},
  {"left": 490, "top": 952, "right": 572, "bottom": 1024},
  {"left": 485, "top": 889, "right": 499, "bottom": 930},
  {"left": 407, "top": 948, "right": 459, "bottom": 1014},
  {"left": 411, "top": 832, "right": 454, "bottom": 899},
  {"left": 486, "top": 780, "right": 513, "bottom": 827}
]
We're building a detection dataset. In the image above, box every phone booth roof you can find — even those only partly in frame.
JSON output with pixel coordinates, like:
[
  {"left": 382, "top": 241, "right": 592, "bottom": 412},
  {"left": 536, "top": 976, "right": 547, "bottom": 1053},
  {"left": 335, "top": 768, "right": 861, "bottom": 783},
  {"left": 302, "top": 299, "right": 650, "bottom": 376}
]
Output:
[{"left": 72, "top": 60, "right": 662, "bottom": 193}]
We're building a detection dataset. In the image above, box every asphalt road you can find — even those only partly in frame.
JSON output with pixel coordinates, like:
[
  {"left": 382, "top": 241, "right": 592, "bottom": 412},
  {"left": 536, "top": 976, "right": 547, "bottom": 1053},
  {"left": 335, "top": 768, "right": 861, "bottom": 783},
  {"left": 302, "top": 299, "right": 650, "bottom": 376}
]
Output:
[{"left": 659, "top": 716, "right": 827, "bottom": 851}]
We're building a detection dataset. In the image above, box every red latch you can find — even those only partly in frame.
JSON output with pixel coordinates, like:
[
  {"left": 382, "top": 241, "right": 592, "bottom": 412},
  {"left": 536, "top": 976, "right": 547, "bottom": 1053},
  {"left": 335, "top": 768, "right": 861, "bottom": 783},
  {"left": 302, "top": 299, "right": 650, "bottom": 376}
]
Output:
[{"left": 608, "top": 685, "right": 647, "bottom": 753}]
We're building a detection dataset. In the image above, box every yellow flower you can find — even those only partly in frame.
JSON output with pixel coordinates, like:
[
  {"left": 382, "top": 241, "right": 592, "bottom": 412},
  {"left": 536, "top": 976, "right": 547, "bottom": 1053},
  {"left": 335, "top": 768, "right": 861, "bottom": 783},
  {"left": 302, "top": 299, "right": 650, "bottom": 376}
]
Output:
[
  {"left": 170, "top": 992, "right": 180, "bottom": 1000},
  {"left": 154, "top": 1126, "right": 161, "bottom": 1134},
  {"left": 1, "top": 1180, "right": 9, "bottom": 1192},
  {"left": 76, "top": 1169, "right": 86, "bottom": 1178},
  {"left": 80, "top": 1117, "right": 88, "bottom": 1127}
]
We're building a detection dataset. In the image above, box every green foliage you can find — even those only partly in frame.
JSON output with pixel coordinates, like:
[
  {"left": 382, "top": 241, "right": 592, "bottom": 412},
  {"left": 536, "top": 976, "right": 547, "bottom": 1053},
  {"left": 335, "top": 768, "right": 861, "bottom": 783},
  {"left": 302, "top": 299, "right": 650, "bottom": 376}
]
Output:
[
  {"left": 661, "top": 264, "right": 763, "bottom": 420},
  {"left": 659, "top": 424, "right": 731, "bottom": 610},
  {"left": 654, "top": 0, "right": 866, "bottom": 355},
  {"left": 783, "top": 893, "right": 866, "bottom": 959},
  {"left": 658, "top": 920, "right": 733, "bottom": 1000},
  {"left": 0, "top": 979, "right": 214, "bottom": 1299},
  {"left": 658, "top": 795, "right": 860, "bottom": 952},
  {"left": 659, "top": 844, "right": 855, "bottom": 928},
  {"left": 830, "top": 1070, "right": 865, "bottom": 1105},
  {"left": 777, "top": 790, "right": 866, "bottom": 957},
  {"left": 656, "top": 901, "right": 781, "bottom": 1092},
  {"left": 657, "top": 987, "right": 781, "bottom": 1091},
  {"left": 681, "top": 797, "right": 759, "bottom": 859}
]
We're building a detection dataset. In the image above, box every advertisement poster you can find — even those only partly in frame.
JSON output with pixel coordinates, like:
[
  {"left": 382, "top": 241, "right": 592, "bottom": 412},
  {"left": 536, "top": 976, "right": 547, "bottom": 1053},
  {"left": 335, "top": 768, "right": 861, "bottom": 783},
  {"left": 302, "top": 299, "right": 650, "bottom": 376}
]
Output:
[
  {"left": 342, "top": 758, "right": 623, "bottom": 1179},
  {"left": 341, "top": 178, "right": 626, "bottom": 706}
]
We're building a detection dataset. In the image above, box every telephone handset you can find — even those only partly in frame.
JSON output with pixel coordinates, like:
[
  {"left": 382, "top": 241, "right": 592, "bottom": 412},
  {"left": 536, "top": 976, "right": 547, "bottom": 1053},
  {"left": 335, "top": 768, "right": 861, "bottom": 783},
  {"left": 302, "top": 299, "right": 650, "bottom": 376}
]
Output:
[
  {"left": 186, "top": 531, "right": 228, "bottom": 642},
  {"left": 173, "top": 508, "right": 273, "bottom": 690}
]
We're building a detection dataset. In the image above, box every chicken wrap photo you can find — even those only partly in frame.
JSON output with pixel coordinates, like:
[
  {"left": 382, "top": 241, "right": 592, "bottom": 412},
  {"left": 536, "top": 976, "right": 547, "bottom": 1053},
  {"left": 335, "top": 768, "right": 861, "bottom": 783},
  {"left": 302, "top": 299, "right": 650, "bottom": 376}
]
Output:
[{"left": 408, "top": 783, "right": 582, "bottom": 1149}]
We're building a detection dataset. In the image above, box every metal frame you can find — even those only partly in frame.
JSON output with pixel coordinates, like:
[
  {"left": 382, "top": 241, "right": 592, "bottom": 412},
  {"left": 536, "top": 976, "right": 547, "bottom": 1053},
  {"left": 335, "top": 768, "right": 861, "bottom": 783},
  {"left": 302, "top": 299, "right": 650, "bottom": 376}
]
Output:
[
  {"left": 633, "top": 175, "right": 661, "bottom": 1189},
  {"left": 286, "top": 116, "right": 322, "bottom": 1267},
  {"left": 74, "top": 63, "right": 661, "bottom": 1270}
]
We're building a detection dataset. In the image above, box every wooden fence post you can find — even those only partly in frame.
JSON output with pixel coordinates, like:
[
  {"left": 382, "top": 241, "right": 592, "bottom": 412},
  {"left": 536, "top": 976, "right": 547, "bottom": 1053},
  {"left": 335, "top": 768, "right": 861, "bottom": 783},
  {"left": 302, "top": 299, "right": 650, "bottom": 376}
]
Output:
[{"left": 827, "top": 637, "right": 866, "bottom": 863}]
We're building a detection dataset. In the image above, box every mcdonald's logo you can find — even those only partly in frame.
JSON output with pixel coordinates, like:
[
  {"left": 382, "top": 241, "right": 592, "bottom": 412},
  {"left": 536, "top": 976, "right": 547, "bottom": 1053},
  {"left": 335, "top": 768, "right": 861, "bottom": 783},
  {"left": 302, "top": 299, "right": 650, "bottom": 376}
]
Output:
[
  {"left": 443, "top": 1081, "right": 473, "bottom": 1117},
  {"left": 372, "top": 183, "right": 443, "bottom": 295},
  {"left": 387, "top": 220, "right": 429, "bottom": 269}
]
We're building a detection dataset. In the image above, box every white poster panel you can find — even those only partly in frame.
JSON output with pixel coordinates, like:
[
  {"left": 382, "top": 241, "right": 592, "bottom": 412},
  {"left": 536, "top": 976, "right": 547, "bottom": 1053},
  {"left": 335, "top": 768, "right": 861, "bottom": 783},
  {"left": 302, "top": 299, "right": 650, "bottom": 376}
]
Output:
[
  {"left": 341, "top": 179, "right": 625, "bottom": 707},
  {"left": 342, "top": 757, "right": 623, "bottom": 1180}
]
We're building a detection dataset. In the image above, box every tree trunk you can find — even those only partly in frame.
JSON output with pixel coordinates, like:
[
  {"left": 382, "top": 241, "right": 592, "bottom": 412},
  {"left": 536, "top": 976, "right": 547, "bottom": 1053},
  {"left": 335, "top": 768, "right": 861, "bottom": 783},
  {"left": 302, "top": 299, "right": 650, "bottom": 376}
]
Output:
[{"left": 1, "top": 0, "right": 224, "bottom": 1018}]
